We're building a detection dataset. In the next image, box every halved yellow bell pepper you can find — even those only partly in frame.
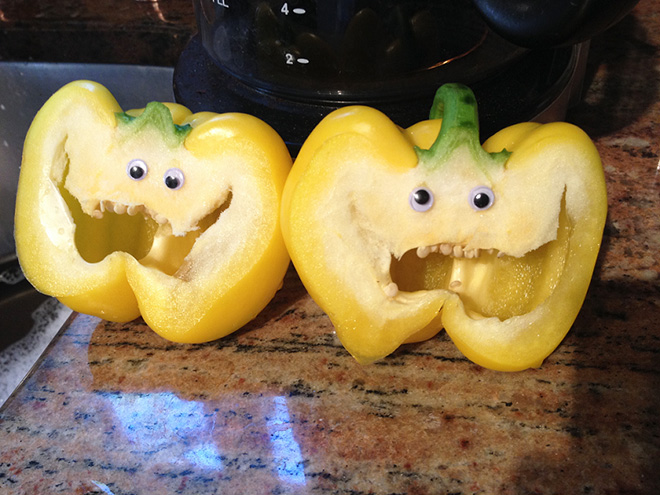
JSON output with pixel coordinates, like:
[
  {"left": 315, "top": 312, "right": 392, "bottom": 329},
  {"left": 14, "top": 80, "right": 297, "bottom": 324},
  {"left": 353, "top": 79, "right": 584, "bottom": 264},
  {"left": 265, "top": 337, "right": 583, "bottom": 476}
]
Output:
[
  {"left": 15, "top": 80, "right": 291, "bottom": 343},
  {"left": 281, "top": 83, "right": 607, "bottom": 370}
]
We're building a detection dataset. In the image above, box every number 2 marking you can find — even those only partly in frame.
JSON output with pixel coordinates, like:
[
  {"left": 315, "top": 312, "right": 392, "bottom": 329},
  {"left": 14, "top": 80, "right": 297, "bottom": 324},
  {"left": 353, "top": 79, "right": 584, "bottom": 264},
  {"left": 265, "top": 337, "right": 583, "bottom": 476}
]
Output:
[{"left": 285, "top": 53, "right": 310, "bottom": 65}]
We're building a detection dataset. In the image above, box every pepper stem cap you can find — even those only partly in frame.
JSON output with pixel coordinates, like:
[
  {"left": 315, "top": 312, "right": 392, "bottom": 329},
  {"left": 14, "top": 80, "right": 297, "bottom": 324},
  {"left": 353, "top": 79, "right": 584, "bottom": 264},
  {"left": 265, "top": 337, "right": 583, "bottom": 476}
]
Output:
[
  {"left": 417, "top": 83, "right": 510, "bottom": 167},
  {"left": 116, "top": 102, "right": 192, "bottom": 148}
]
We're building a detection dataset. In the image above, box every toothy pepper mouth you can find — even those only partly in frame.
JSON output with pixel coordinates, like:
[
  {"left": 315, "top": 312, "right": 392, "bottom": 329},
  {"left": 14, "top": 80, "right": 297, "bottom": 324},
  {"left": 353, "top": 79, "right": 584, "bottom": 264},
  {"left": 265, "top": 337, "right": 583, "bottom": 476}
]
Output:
[
  {"left": 414, "top": 242, "right": 506, "bottom": 259},
  {"left": 74, "top": 189, "right": 231, "bottom": 238},
  {"left": 385, "top": 244, "right": 507, "bottom": 299},
  {"left": 383, "top": 200, "right": 569, "bottom": 322},
  {"left": 64, "top": 185, "right": 232, "bottom": 274},
  {"left": 86, "top": 199, "right": 170, "bottom": 225},
  {"left": 384, "top": 241, "right": 514, "bottom": 298}
]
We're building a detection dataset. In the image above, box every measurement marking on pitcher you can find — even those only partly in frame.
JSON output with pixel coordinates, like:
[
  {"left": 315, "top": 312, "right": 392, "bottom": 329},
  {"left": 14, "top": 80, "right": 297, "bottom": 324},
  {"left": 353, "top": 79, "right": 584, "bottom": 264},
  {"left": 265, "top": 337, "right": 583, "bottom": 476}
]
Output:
[
  {"left": 281, "top": 3, "right": 306, "bottom": 15},
  {"left": 213, "top": 0, "right": 229, "bottom": 7},
  {"left": 285, "top": 53, "right": 310, "bottom": 65}
]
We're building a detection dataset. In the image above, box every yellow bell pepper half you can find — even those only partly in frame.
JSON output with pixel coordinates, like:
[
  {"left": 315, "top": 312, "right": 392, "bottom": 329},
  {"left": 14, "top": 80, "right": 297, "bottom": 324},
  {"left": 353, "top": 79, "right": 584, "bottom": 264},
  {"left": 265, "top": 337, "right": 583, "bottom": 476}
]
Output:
[
  {"left": 15, "top": 80, "right": 292, "bottom": 343},
  {"left": 281, "top": 83, "right": 607, "bottom": 370}
]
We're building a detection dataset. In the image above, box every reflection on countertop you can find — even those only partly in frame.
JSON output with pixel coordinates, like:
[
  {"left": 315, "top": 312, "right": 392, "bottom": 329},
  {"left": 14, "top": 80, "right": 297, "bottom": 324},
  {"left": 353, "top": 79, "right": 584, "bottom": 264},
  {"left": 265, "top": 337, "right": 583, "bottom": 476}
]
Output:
[{"left": 1, "top": 0, "right": 659, "bottom": 494}]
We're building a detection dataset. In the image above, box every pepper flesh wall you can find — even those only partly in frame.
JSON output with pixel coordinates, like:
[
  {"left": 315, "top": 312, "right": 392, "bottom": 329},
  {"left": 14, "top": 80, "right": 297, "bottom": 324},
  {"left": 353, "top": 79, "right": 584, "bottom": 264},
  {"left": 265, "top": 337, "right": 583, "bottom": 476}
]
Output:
[
  {"left": 15, "top": 80, "right": 292, "bottom": 343},
  {"left": 281, "top": 83, "right": 607, "bottom": 370}
]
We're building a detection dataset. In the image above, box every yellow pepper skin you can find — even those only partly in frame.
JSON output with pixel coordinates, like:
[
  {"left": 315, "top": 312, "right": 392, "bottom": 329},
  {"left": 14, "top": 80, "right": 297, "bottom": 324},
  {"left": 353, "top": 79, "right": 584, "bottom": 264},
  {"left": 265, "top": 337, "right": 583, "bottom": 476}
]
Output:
[
  {"left": 281, "top": 83, "right": 607, "bottom": 370},
  {"left": 15, "top": 80, "right": 291, "bottom": 343}
]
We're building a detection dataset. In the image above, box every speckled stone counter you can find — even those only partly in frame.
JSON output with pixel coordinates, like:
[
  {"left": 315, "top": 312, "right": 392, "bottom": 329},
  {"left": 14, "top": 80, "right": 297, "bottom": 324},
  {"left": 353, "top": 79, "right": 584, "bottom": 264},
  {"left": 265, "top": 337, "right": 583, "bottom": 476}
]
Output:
[{"left": 1, "top": 1, "right": 659, "bottom": 494}]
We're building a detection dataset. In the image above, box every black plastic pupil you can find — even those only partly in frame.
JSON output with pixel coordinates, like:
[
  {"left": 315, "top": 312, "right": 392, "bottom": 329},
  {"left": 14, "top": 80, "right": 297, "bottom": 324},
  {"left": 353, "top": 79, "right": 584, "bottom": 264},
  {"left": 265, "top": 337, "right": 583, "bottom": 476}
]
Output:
[
  {"left": 473, "top": 192, "right": 491, "bottom": 209},
  {"left": 129, "top": 165, "right": 145, "bottom": 179},
  {"left": 414, "top": 189, "right": 431, "bottom": 205},
  {"left": 165, "top": 175, "right": 180, "bottom": 189}
]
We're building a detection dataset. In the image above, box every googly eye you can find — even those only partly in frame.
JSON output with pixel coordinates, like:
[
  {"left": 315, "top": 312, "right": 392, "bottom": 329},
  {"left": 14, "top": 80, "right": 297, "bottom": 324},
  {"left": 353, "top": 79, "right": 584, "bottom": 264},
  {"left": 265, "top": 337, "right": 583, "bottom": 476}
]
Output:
[
  {"left": 163, "top": 168, "right": 185, "bottom": 190},
  {"left": 127, "top": 159, "right": 148, "bottom": 181},
  {"left": 469, "top": 186, "right": 495, "bottom": 211},
  {"left": 409, "top": 187, "right": 434, "bottom": 212}
]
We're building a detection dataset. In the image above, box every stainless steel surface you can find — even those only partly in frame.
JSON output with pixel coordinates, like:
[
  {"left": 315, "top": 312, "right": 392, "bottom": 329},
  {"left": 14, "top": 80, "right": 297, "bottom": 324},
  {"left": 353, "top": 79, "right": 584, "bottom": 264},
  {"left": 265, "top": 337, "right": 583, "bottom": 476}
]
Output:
[{"left": 531, "top": 41, "right": 590, "bottom": 123}]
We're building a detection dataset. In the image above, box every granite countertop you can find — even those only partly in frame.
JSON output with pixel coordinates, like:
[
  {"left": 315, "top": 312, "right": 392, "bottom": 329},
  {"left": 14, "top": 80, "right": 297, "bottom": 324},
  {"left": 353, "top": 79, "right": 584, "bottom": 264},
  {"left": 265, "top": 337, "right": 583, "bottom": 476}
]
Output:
[{"left": 1, "top": 1, "right": 659, "bottom": 494}]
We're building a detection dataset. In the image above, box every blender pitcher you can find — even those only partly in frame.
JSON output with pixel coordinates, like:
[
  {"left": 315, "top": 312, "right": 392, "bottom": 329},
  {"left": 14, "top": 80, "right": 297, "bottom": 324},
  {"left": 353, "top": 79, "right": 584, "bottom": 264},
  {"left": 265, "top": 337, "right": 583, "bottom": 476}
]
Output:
[
  {"left": 175, "top": 0, "right": 639, "bottom": 151},
  {"left": 192, "top": 0, "right": 512, "bottom": 101}
]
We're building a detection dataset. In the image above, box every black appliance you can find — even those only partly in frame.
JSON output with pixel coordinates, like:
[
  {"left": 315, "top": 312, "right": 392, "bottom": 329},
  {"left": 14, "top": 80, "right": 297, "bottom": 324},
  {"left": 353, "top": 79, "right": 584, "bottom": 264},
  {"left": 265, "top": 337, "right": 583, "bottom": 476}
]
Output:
[{"left": 174, "top": 0, "right": 639, "bottom": 153}]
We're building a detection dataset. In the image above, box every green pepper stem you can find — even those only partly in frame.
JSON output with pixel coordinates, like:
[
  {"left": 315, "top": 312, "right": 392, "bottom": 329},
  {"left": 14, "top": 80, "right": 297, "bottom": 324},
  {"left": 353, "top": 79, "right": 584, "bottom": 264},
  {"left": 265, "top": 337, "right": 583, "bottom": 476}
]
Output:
[
  {"left": 417, "top": 83, "right": 510, "bottom": 167},
  {"left": 116, "top": 102, "right": 191, "bottom": 148}
]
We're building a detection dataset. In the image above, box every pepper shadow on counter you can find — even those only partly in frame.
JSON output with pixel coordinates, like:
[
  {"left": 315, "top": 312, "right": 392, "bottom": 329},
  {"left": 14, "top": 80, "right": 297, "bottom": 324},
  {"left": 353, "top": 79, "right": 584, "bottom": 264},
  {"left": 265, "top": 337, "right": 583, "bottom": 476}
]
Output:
[{"left": 513, "top": 7, "right": 660, "bottom": 492}]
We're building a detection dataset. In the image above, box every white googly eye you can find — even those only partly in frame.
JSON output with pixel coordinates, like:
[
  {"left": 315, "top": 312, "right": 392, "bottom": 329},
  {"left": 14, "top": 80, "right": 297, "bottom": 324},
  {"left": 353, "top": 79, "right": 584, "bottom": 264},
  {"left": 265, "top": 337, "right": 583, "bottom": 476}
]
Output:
[
  {"left": 469, "top": 186, "right": 495, "bottom": 211},
  {"left": 163, "top": 168, "right": 185, "bottom": 190},
  {"left": 127, "top": 159, "right": 148, "bottom": 181},
  {"left": 409, "top": 187, "right": 434, "bottom": 212}
]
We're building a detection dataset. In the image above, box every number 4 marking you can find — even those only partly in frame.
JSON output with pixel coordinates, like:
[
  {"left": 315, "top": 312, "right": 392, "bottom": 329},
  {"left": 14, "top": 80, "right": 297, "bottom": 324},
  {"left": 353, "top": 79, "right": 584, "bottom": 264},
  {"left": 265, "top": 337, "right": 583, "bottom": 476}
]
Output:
[{"left": 281, "top": 3, "right": 306, "bottom": 15}]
